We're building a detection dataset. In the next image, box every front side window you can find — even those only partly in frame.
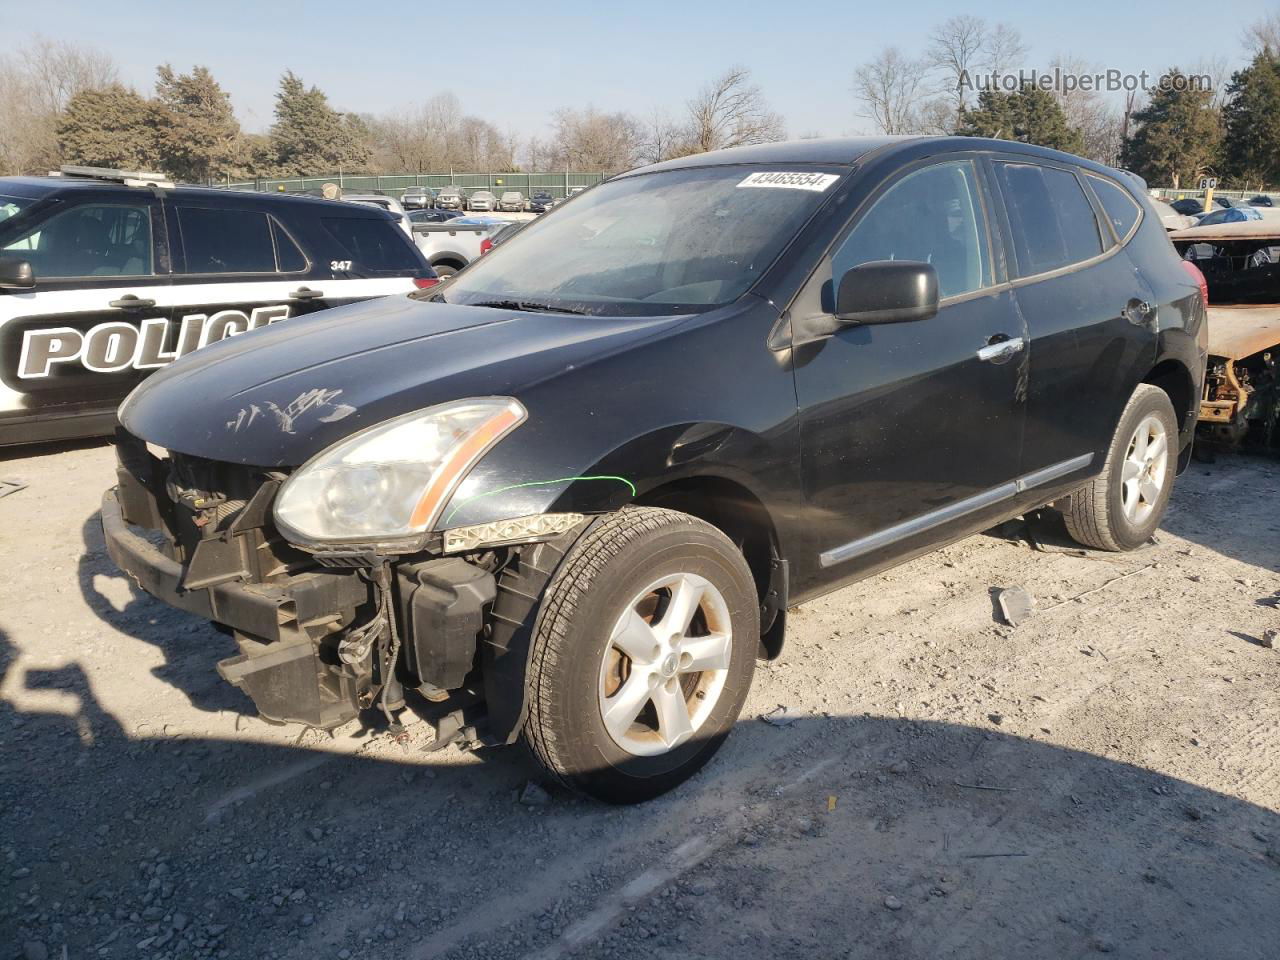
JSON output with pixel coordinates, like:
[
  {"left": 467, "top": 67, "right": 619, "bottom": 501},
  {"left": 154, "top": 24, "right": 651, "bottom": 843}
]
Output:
[
  {"left": 833, "top": 160, "right": 992, "bottom": 300},
  {"left": 1087, "top": 175, "right": 1142, "bottom": 242},
  {"left": 1, "top": 201, "right": 153, "bottom": 278},
  {"left": 178, "top": 207, "right": 276, "bottom": 274},
  {"left": 437, "top": 164, "right": 843, "bottom": 316},
  {"left": 996, "top": 162, "right": 1103, "bottom": 275}
]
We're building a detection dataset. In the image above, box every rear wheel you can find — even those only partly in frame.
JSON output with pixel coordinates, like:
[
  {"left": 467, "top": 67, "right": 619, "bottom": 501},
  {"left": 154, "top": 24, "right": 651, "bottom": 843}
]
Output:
[
  {"left": 431, "top": 262, "right": 461, "bottom": 278},
  {"left": 1061, "top": 384, "right": 1178, "bottom": 551},
  {"left": 522, "top": 506, "right": 758, "bottom": 804}
]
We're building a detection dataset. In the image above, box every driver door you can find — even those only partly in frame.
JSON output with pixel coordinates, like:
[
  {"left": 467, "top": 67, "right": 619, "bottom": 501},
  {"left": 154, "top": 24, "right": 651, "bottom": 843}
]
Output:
[{"left": 792, "top": 158, "right": 1028, "bottom": 590}]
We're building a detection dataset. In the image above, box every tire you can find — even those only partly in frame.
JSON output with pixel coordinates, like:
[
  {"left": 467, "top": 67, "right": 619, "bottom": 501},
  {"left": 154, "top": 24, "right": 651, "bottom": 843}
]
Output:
[
  {"left": 1061, "top": 384, "right": 1178, "bottom": 551},
  {"left": 522, "top": 506, "right": 759, "bottom": 804},
  {"left": 431, "top": 262, "right": 460, "bottom": 278}
]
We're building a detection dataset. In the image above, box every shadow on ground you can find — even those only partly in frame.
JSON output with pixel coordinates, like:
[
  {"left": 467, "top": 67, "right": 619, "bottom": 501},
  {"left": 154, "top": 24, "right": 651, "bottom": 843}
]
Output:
[{"left": 2, "top": 617, "right": 1277, "bottom": 960}]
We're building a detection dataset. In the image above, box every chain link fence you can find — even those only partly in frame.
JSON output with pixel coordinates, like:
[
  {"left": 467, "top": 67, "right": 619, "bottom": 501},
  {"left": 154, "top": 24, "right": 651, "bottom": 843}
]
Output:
[{"left": 213, "top": 171, "right": 605, "bottom": 200}]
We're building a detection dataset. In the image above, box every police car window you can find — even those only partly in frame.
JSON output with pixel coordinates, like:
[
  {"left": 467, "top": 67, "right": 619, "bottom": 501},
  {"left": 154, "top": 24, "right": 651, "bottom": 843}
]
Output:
[
  {"left": 321, "top": 217, "right": 420, "bottom": 272},
  {"left": 995, "top": 162, "right": 1103, "bottom": 275},
  {"left": 0, "top": 195, "right": 38, "bottom": 224},
  {"left": 178, "top": 207, "right": 276, "bottom": 274},
  {"left": 833, "top": 160, "right": 991, "bottom": 300},
  {"left": 2, "top": 202, "right": 153, "bottom": 278},
  {"left": 272, "top": 219, "right": 307, "bottom": 272},
  {"left": 1087, "top": 175, "right": 1142, "bottom": 243}
]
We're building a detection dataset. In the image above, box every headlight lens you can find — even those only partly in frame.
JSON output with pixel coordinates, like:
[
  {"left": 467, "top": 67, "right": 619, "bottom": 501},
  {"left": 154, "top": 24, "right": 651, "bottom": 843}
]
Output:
[{"left": 273, "top": 397, "right": 526, "bottom": 546}]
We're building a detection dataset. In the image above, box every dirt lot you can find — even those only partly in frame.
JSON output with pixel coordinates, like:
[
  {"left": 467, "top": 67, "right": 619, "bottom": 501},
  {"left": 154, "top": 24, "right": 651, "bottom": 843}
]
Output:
[{"left": 1, "top": 441, "right": 1277, "bottom": 960}]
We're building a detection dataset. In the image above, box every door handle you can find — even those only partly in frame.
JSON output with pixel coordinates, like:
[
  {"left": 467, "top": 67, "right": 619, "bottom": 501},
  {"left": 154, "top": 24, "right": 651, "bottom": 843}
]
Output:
[
  {"left": 289, "top": 287, "right": 325, "bottom": 300},
  {"left": 976, "top": 336, "right": 1025, "bottom": 363},
  {"left": 108, "top": 295, "right": 156, "bottom": 309}
]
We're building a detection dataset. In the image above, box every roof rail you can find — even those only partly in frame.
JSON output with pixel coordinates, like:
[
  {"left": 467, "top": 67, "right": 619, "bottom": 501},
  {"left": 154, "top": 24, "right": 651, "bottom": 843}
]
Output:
[{"left": 54, "top": 165, "right": 175, "bottom": 189}]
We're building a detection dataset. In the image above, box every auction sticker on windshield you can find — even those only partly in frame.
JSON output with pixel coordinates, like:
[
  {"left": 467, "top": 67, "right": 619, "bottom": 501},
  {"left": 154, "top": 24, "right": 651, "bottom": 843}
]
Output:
[{"left": 737, "top": 171, "right": 839, "bottom": 191}]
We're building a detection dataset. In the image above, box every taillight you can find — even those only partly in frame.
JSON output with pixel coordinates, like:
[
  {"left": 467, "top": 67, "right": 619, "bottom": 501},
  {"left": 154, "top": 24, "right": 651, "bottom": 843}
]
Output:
[
  {"left": 1180, "top": 260, "right": 1209, "bottom": 305},
  {"left": 413, "top": 276, "right": 439, "bottom": 289},
  {"left": 479, "top": 238, "right": 494, "bottom": 256}
]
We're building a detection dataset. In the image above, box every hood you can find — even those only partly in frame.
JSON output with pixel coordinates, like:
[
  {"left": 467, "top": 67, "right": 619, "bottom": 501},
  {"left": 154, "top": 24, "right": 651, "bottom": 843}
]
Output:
[{"left": 120, "top": 294, "right": 683, "bottom": 465}]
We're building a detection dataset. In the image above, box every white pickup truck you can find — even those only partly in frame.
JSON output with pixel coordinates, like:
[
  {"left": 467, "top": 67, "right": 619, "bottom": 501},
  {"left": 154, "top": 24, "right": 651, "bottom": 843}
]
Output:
[{"left": 411, "top": 219, "right": 509, "bottom": 277}]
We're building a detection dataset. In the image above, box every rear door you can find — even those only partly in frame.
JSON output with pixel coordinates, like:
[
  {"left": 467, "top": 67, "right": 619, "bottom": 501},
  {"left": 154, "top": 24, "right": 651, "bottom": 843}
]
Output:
[
  {"left": 0, "top": 193, "right": 175, "bottom": 440},
  {"left": 163, "top": 204, "right": 423, "bottom": 365},
  {"left": 989, "top": 158, "right": 1158, "bottom": 476}
]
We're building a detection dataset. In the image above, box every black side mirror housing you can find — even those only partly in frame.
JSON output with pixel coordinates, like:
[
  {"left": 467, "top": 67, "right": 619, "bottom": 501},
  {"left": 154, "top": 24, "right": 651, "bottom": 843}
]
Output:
[
  {"left": 835, "top": 260, "right": 938, "bottom": 324},
  {"left": 0, "top": 258, "right": 35, "bottom": 290}
]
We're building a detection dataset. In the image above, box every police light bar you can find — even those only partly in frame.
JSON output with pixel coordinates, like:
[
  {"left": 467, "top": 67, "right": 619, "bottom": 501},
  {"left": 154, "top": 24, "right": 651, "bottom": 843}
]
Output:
[{"left": 56, "top": 165, "right": 175, "bottom": 189}]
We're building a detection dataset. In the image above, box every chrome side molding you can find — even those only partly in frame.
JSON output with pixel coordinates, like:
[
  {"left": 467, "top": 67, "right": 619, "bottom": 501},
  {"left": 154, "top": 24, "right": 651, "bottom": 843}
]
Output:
[{"left": 818, "top": 452, "right": 1094, "bottom": 568}]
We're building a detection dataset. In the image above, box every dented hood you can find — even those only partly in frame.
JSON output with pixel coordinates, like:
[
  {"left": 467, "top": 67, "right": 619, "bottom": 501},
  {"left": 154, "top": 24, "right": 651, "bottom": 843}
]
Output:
[{"left": 119, "top": 294, "right": 682, "bottom": 465}]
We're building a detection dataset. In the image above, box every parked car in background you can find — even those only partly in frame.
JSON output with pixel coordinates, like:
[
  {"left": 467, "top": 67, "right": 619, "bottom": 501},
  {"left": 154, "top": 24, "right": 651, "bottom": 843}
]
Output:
[
  {"left": 410, "top": 216, "right": 511, "bottom": 276},
  {"left": 499, "top": 191, "right": 526, "bottom": 212},
  {"left": 1249, "top": 195, "right": 1274, "bottom": 207},
  {"left": 0, "top": 166, "right": 435, "bottom": 446},
  {"left": 401, "top": 187, "right": 432, "bottom": 210},
  {"left": 408, "top": 208, "right": 464, "bottom": 224},
  {"left": 1195, "top": 206, "right": 1264, "bottom": 227},
  {"left": 467, "top": 190, "right": 498, "bottom": 212},
  {"left": 1152, "top": 198, "right": 1198, "bottom": 231},
  {"left": 101, "top": 136, "right": 1205, "bottom": 803},
  {"left": 343, "top": 194, "right": 413, "bottom": 238},
  {"left": 529, "top": 191, "right": 555, "bottom": 213},
  {"left": 436, "top": 187, "right": 468, "bottom": 210}
]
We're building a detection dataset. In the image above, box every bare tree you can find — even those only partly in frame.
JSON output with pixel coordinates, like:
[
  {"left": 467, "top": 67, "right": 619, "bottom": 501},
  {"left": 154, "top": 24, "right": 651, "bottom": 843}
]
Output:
[
  {"left": 984, "top": 23, "right": 1027, "bottom": 75},
  {"left": 0, "top": 36, "right": 118, "bottom": 175},
  {"left": 928, "top": 15, "right": 988, "bottom": 115},
  {"left": 852, "top": 48, "right": 933, "bottom": 135},
  {"left": 1242, "top": 11, "right": 1280, "bottom": 54},
  {"left": 543, "top": 107, "right": 643, "bottom": 172},
  {"left": 636, "top": 109, "right": 690, "bottom": 165},
  {"left": 685, "top": 67, "right": 785, "bottom": 153},
  {"left": 1049, "top": 55, "right": 1121, "bottom": 164}
]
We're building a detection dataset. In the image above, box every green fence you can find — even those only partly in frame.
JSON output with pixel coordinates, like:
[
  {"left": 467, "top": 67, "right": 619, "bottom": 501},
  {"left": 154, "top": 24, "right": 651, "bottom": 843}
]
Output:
[{"left": 215, "top": 171, "right": 605, "bottom": 200}]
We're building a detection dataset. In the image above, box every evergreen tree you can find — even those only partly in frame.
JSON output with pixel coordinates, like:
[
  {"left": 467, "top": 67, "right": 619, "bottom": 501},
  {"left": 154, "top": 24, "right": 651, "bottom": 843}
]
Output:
[
  {"left": 1221, "top": 51, "right": 1280, "bottom": 189},
  {"left": 268, "top": 71, "right": 370, "bottom": 176},
  {"left": 1120, "top": 69, "right": 1220, "bottom": 189},
  {"left": 956, "top": 86, "right": 1083, "bottom": 153},
  {"left": 153, "top": 64, "right": 243, "bottom": 182},
  {"left": 56, "top": 84, "right": 160, "bottom": 170}
]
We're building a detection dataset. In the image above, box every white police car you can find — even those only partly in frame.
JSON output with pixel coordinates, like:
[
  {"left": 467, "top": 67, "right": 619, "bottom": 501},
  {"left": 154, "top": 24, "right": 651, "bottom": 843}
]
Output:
[{"left": 0, "top": 166, "right": 437, "bottom": 445}]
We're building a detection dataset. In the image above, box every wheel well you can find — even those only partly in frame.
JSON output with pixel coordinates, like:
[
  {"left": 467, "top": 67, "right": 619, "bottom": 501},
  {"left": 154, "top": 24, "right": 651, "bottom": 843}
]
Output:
[
  {"left": 634, "top": 476, "right": 779, "bottom": 640},
  {"left": 431, "top": 257, "right": 465, "bottom": 271},
  {"left": 1143, "top": 360, "right": 1196, "bottom": 433}
]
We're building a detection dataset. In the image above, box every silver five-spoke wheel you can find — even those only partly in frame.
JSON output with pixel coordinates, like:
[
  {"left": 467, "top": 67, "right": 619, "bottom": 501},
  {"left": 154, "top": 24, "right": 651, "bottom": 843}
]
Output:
[
  {"left": 598, "top": 572, "right": 732, "bottom": 757},
  {"left": 1120, "top": 414, "right": 1168, "bottom": 525}
]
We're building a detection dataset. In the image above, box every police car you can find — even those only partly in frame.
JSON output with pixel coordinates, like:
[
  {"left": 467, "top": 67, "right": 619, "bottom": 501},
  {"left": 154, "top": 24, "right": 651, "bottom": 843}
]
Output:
[{"left": 0, "top": 166, "right": 437, "bottom": 446}]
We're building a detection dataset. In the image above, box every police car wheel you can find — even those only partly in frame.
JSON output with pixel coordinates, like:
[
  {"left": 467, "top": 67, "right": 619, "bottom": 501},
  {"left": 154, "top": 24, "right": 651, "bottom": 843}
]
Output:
[{"left": 522, "top": 506, "right": 758, "bottom": 804}]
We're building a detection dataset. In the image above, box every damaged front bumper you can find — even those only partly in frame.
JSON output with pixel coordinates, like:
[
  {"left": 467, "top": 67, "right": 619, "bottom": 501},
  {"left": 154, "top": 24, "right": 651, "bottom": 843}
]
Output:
[{"left": 100, "top": 437, "right": 504, "bottom": 732}]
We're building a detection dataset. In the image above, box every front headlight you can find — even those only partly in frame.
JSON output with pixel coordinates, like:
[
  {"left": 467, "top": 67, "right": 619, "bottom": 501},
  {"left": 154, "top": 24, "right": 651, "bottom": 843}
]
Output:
[{"left": 273, "top": 397, "right": 526, "bottom": 548}]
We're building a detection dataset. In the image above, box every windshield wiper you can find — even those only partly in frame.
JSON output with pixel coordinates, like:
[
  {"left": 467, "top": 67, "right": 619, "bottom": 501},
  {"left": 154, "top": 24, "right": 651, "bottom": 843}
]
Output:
[{"left": 469, "top": 299, "right": 590, "bottom": 316}]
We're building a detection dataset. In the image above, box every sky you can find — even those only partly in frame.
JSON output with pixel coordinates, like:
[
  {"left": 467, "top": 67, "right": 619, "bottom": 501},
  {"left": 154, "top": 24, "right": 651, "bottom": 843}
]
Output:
[{"left": 5, "top": 0, "right": 1270, "bottom": 143}]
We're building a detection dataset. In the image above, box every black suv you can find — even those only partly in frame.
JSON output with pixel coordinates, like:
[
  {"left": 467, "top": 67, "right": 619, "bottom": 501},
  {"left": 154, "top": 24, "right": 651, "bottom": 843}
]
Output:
[
  {"left": 101, "top": 138, "right": 1207, "bottom": 803},
  {"left": 0, "top": 167, "right": 436, "bottom": 445}
]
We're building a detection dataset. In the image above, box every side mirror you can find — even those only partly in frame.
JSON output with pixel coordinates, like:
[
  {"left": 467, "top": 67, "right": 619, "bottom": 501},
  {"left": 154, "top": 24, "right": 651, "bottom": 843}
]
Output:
[
  {"left": 0, "top": 258, "right": 35, "bottom": 289},
  {"left": 835, "top": 260, "right": 938, "bottom": 324}
]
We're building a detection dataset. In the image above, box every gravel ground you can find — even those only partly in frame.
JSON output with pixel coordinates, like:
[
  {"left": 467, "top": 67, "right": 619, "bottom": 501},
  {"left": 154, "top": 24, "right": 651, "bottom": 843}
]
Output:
[{"left": 1, "top": 441, "right": 1277, "bottom": 960}]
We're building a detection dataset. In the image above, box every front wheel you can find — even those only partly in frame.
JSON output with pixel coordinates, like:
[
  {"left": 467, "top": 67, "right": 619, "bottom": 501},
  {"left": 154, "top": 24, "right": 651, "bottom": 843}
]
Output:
[
  {"left": 522, "top": 507, "right": 758, "bottom": 804},
  {"left": 1061, "top": 384, "right": 1178, "bottom": 551}
]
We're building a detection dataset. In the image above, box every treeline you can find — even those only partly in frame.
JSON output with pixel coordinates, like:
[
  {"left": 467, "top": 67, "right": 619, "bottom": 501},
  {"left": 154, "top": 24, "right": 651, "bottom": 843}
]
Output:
[
  {"left": 0, "top": 40, "right": 787, "bottom": 180},
  {"left": 852, "top": 12, "right": 1280, "bottom": 190}
]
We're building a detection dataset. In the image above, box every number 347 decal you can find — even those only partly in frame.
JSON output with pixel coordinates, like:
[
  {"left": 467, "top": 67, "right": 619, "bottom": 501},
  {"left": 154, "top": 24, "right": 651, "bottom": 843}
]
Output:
[{"left": 330, "top": 260, "right": 353, "bottom": 272}]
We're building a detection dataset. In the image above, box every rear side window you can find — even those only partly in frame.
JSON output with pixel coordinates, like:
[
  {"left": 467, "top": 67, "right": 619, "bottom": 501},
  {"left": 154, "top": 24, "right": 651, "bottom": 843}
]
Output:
[
  {"left": 273, "top": 221, "right": 308, "bottom": 272},
  {"left": 1087, "top": 175, "right": 1142, "bottom": 242},
  {"left": 320, "top": 217, "right": 421, "bottom": 273},
  {"left": 178, "top": 207, "right": 276, "bottom": 274},
  {"left": 994, "top": 163, "right": 1103, "bottom": 275}
]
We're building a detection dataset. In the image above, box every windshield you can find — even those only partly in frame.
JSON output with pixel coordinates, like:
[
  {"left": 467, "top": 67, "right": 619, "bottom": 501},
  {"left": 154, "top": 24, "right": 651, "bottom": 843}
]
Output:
[{"left": 433, "top": 165, "right": 843, "bottom": 316}]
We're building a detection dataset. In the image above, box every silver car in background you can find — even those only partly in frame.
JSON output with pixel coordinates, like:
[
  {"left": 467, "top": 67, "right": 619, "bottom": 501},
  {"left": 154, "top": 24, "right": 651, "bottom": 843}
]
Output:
[
  {"left": 401, "top": 186, "right": 432, "bottom": 209},
  {"left": 499, "top": 191, "right": 526, "bottom": 212},
  {"left": 436, "top": 187, "right": 467, "bottom": 210},
  {"left": 467, "top": 190, "right": 498, "bottom": 212}
]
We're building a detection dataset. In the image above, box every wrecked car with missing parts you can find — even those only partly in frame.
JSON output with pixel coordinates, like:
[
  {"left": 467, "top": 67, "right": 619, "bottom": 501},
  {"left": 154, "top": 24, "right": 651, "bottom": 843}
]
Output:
[{"left": 102, "top": 137, "right": 1207, "bottom": 803}]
